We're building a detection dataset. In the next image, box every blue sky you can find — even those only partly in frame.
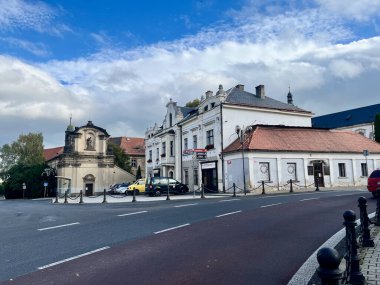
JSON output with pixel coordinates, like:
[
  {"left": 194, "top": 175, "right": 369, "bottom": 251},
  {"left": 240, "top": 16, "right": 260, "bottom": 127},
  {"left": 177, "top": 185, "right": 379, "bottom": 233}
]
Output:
[{"left": 1, "top": 0, "right": 380, "bottom": 147}]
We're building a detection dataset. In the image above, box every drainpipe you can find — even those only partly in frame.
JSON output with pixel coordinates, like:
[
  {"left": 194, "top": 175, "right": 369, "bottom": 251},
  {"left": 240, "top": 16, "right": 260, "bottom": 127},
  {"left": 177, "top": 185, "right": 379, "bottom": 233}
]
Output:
[
  {"left": 220, "top": 103, "right": 226, "bottom": 193},
  {"left": 179, "top": 124, "right": 183, "bottom": 182}
]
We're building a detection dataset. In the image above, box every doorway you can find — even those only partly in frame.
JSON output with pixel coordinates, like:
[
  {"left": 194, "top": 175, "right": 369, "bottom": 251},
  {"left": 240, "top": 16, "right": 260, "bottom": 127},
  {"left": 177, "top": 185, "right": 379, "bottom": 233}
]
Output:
[
  {"left": 201, "top": 162, "right": 218, "bottom": 192},
  {"left": 85, "top": 183, "right": 93, "bottom": 196},
  {"left": 313, "top": 162, "right": 325, "bottom": 187}
]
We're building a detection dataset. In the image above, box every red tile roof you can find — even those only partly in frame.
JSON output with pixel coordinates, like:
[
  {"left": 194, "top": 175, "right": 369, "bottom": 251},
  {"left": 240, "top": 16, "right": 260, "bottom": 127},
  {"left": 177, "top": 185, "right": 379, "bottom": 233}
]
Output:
[
  {"left": 223, "top": 125, "right": 380, "bottom": 154},
  {"left": 109, "top": 137, "right": 145, "bottom": 156},
  {"left": 43, "top": 146, "right": 64, "bottom": 161}
]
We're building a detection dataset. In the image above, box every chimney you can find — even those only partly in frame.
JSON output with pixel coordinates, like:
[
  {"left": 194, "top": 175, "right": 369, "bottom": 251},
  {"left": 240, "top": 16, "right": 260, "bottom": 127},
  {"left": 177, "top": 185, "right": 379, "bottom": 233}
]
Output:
[
  {"left": 236, "top": 84, "right": 244, "bottom": 91},
  {"left": 256, "top": 85, "right": 265, "bottom": 99},
  {"left": 205, "top": 90, "right": 213, "bottom": 98}
]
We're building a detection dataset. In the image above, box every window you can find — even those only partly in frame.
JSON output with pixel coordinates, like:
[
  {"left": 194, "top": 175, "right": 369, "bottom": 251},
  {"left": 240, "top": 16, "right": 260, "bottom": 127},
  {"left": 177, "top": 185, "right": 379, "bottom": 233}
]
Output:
[
  {"left": 184, "top": 138, "right": 188, "bottom": 150},
  {"left": 162, "top": 142, "right": 166, "bottom": 156},
  {"left": 169, "top": 113, "right": 173, "bottom": 127},
  {"left": 204, "top": 105, "right": 208, "bottom": 112},
  {"left": 194, "top": 168, "right": 198, "bottom": 185},
  {"left": 131, "top": 159, "right": 137, "bottom": 167},
  {"left": 206, "top": 129, "right": 214, "bottom": 146},
  {"left": 149, "top": 150, "right": 152, "bottom": 160},
  {"left": 361, "top": 163, "right": 368, "bottom": 177},
  {"left": 193, "top": 135, "right": 197, "bottom": 149},
  {"left": 184, "top": 169, "right": 189, "bottom": 185},
  {"left": 170, "top": 141, "right": 174, "bottom": 156},
  {"left": 211, "top": 102, "right": 215, "bottom": 108},
  {"left": 258, "top": 162, "right": 270, "bottom": 182},
  {"left": 156, "top": 148, "right": 159, "bottom": 160},
  {"left": 338, "top": 163, "right": 346, "bottom": 177}
]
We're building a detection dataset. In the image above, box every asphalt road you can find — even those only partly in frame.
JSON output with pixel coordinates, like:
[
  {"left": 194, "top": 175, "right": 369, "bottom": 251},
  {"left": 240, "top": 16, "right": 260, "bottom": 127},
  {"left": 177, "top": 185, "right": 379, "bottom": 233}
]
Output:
[{"left": 0, "top": 189, "right": 376, "bottom": 284}]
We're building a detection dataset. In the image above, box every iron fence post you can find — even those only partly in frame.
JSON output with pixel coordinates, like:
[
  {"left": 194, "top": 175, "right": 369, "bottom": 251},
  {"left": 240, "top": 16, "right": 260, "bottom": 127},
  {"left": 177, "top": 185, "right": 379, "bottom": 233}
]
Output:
[
  {"left": 132, "top": 189, "right": 136, "bottom": 202},
  {"left": 233, "top": 183, "right": 236, "bottom": 197},
  {"left": 102, "top": 189, "right": 107, "bottom": 204},
  {"left": 343, "top": 210, "right": 365, "bottom": 285},
  {"left": 201, "top": 184, "right": 205, "bottom": 199},
  {"left": 64, "top": 190, "right": 68, "bottom": 204},
  {"left": 290, "top": 179, "right": 293, "bottom": 193},
  {"left": 316, "top": 247, "right": 343, "bottom": 285},
  {"left": 315, "top": 177, "right": 320, "bottom": 191},
  {"left": 358, "top": 197, "right": 374, "bottom": 247},
  {"left": 54, "top": 191, "right": 59, "bottom": 203},
  {"left": 79, "top": 190, "right": 84, "bottom": 204},
  {"left": 261, "top": 181, "right": 265, "bottom": 195}
]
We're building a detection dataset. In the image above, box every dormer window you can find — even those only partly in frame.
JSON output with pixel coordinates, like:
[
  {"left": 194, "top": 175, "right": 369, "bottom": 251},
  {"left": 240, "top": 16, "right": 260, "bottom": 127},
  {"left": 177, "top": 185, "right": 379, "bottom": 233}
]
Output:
[
  {"left": 204, "top": 105, "right": 208, "bottom": 112},
  {"left": 211, "top": 102, "right": 215, "bottom": 108}
]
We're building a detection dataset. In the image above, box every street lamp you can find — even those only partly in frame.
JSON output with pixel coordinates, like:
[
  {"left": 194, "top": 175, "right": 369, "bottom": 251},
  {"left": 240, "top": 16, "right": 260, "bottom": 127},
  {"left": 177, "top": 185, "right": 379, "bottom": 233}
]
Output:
[{"left": 235, "top": 125, "right": 252, "bottom": 195}]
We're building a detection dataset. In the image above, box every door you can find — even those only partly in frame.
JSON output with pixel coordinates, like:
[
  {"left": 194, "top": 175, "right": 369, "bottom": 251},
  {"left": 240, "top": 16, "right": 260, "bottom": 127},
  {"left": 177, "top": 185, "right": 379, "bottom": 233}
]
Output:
[
  {"left": 313, "top": 162, "right": 325, "bottom": 187},
  {"left": 85, "top": 183, "right": 93, "bottom": 196},
  {"left": 202, "top": 168, "right": 218, "bottom": 192}
]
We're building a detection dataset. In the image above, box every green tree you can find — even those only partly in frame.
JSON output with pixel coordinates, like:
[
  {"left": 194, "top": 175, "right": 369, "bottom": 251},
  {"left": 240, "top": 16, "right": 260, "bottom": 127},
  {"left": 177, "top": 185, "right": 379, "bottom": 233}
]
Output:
[
  {"left": 0, "top": 133, "right": 46, "bottom": 199},
  {"left": 185, "top": 98, "right": 200, "bottom": 108},
  {"left": 375, "top": 114, "right": 380, "bottom": 143},
  {"left": 108, "top": 142, "right": 132, "bottom": 172},
  {"left": 136, "top": 165, "right": 142, "bottom": 179}
]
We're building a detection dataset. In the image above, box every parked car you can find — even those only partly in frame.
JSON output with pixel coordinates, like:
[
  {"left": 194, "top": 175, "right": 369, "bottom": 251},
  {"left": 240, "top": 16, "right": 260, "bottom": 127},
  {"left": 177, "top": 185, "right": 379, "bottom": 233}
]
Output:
[
  {"left": 145, "top": 177, "right": 189, "bottom": 196},
  {"left": 127, "top": 178, "right": 147, "bottom": 195},
  {"left": 367, "top": 169, "right": 380, "bottom": 197},
  {"left": 109, "top": 182, "right": 131, "bottom": 195}
]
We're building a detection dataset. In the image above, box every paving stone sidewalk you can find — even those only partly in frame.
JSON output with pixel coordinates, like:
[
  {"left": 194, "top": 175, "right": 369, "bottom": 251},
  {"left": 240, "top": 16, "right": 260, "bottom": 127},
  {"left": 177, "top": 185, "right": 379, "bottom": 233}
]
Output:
[{"left": 360, "top": 225, "right": 380, "bottom": 284}]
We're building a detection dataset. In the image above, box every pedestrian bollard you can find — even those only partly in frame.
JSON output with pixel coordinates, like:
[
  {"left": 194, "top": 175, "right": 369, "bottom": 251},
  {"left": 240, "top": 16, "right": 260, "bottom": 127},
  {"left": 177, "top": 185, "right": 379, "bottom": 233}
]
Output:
[
  {"left": 261, "top": 181, "right": 265, "bottom": 195},
  {"left": 54, "top": 191, "right": 59, "bottom": 203},
  {"left": 316, "top": 247, "right": 343, "bottom": 285},
  {"left": 289, "top": 179, "right": 293, "bottom": 193},
  {"left": 64, "top": 190, "right": 68, "bottom": 204},
  {"left": 232, "top": 183, "right": 237, "bottom": 197},
  {"left": 375, "top": 188, "right": 380, "bottom": 226},
  {"left": 201, "top": 184, "right": 205, "bottom": 199},
  {"left": 343, "top": 210, "right": 365, "bottom": 285},
  {"left": 79, "top": 190, "right": 84, "bottom": 204},
  {"left": 358, "top": 197, "right": 374, "bottom": 247},
  {"left": 166, "top": 186, "right": 170, "bottom": 201},
  {"left": 132, "top": 189, "right": 136, "bottom": 202},
  {"left": 315, "top": 177, "right": 320, "bottom": 191},
  {"left": 102, "top": 189, "right": 107, "bottom": 204}
]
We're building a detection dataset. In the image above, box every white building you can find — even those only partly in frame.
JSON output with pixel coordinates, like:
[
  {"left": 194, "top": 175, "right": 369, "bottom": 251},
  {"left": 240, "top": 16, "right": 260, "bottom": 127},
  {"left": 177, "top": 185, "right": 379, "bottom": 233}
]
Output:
[
  {"left": 223, "top": 125, "right": 380, "bottom": 191},
  {"left": 145, "top": 83, "right": 313, "bottom": 192},
  {"left": 312, "top": 103, "right": 380, "bottom": 140}
]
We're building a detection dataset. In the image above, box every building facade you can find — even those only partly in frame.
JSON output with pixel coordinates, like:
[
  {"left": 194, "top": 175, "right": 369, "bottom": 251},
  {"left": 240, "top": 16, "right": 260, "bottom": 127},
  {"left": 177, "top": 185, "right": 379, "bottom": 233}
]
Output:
[
  {"left": 223, "top": 125, "right": 380, "bottom": 190},
  {"left": 145, "top": 83, "right": 313, "bottom": 192},
  {"left": 45, "top": 121, "right": 135, "bottom": 195},
  {"left": 312, "top": 103, "right": 380, "bottom": 140}
]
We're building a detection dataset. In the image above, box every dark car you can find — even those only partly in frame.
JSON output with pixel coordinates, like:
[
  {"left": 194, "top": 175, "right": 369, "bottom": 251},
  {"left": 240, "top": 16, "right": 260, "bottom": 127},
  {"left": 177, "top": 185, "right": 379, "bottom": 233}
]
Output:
[
  {"left": 367, "top": 169, "right": 380, "bottom": 197},
  {"left": 145, "top": 177, "right": 189, "bottom": 196}
]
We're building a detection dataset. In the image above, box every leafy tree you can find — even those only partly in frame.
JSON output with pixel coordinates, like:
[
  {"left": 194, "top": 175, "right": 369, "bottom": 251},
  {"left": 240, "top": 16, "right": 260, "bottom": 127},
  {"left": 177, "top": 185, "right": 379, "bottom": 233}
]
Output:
[
  {"left": 136, "top": 165, "right": 142, "bottom": 179},
  {"left": 0, "top": 133, "right": 47, "bottom": 199},
  {"left": 185, "top": 98, "right": 200, "bottom": 108},
  {"left": 0, "top": 183, "right": 4, "bottom": 196},
  {"left": 108, "top": 142, "right": 132, "bottom": 172},
  {"left": 375, "top": 114, "right": 380, "bottom": 143},
  {"left": 0, "top": 133, "right": 44, "bottom": 173}
]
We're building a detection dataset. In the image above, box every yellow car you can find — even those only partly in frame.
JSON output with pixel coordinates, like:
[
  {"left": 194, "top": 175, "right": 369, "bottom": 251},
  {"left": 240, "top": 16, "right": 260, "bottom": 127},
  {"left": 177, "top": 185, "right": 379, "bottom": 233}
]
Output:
[{"left": 127, "top": 178, "right": 147, "bottom": 194}]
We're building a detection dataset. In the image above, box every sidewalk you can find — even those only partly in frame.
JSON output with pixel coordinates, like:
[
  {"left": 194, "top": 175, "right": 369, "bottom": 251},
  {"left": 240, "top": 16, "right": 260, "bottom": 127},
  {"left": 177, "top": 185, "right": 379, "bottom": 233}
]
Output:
[{"left": 360, "top": 225, "right": 380, "bottom": 284}]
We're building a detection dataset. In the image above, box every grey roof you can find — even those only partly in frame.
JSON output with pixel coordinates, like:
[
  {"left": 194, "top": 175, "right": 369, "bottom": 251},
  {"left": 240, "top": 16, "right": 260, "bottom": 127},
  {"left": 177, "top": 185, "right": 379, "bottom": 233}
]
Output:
[
  {"left": 179, "top": 106, "right": 196, "bottom": 117},
  {"left": 225, "top": 86, "right": 311, "bottom": 113}
]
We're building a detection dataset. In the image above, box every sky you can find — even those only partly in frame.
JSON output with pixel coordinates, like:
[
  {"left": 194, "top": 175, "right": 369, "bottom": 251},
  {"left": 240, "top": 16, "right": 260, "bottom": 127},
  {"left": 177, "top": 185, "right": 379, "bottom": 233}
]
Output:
[{"left": 1, "top": 0, "right": 380, "bottom": 148}]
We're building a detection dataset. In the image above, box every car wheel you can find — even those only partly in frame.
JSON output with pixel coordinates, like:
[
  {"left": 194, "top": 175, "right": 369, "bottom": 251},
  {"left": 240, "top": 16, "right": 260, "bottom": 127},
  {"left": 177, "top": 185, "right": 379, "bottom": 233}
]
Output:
[
  {"left": 124, "top": 190, "right": 129, "bottom": 195},
  {"left": 155, "top": 190, "right": 161, "bottom": 197}
]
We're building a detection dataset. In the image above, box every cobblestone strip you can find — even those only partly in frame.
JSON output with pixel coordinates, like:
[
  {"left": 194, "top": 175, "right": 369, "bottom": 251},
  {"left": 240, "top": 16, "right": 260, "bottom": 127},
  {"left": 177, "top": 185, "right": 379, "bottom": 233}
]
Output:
[{"left": 360, "top": 226, "right": 380, "bottom": 284}]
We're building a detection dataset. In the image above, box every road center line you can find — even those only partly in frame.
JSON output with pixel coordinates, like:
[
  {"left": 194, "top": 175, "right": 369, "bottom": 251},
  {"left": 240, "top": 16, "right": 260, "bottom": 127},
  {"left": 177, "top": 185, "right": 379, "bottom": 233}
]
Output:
[
  {"left": 38, "top": 246, "right": 110, "bottom": 270},
  {"left": 219, "top": 199, "right": 240, "bottom": 202},
  {"left": 300, "top": 198, "right": 319, "bottom": 201},
  {"left": 154, "top": 223, "right": 190, "bottom": 234},
  {"left": 261, "top": 203, "right": 282, "bottom": 208},
  {"left": 37, "top": 222, "right": 80, "bottom": 231},
  {"left": 216, "top": 210, "right": 242, "bottom": 218},
  {"left": 174, "top": 203, "right": 198, "bottom": 208},
  {"left": 117, "top": 211, "right": 148, "bottom": 217}
]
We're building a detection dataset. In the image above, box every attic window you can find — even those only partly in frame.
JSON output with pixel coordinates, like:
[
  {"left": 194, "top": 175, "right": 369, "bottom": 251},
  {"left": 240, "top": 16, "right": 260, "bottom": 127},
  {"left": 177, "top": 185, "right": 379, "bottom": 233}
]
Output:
[
  {"left": 204, "top": 105, "right": 209, "bottom": 112},
  {"left": 211, "top": 102, "right": 215, "bottom": 108}
]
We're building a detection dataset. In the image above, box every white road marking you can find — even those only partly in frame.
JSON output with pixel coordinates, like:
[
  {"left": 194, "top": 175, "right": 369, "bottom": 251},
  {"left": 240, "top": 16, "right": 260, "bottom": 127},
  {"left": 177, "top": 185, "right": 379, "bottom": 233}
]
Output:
[
  {"left": 219, "top": 199, "right": 240, "bottom": 202},
  {"left": 300, "top": 198, "right": 319, "bottom": 201},
  {"left": 216, "top": 210, "right": 242, "bottom": 218},
  {"left": 154, "top": 223, "right": 190, "bottom": 234},
  {"left": 117, "top": 211, "right": 148, "bottom": 217},
  {"left": 37, "top": 222, "right": 80, "bottom": 231},
  {"left": 261, "top": 203, "right": 282, "bottom": 208},
  {"left": 174, "top": 203, "right": 198, "bottom": 208},
  {"left": 38, "top": 246, "right": 110, "bottom": 270}
]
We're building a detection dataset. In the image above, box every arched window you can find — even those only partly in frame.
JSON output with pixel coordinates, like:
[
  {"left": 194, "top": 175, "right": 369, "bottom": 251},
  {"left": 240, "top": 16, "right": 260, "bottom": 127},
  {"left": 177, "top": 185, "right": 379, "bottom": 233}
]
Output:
[{"left": 169, "top": 113, "right": 173, "bottom": 127}]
